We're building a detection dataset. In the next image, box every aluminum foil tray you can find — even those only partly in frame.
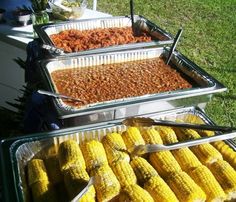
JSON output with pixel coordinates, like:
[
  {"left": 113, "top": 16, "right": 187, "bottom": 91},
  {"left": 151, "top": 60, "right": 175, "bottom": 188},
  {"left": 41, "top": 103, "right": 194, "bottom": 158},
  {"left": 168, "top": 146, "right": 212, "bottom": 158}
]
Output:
[
  {"left": 38, "top": 47, "right": 226, "bottom": 121},
  {"left": 34, "top": 15, "right": 174, "bottom": 57},
  {"left": 8, "top": 107, "right": 236, "bottom": 202}
]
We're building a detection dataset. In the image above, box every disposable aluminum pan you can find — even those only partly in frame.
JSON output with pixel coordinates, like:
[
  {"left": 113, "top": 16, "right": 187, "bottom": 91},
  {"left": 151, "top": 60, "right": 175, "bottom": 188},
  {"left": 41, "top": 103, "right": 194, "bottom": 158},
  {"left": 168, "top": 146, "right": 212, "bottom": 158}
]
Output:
[
  {"left": 33, "top": 15, "right": 174, "bottom": 57},
  {"left": 38, "top": 47, "right": 226, "bottom": 125},
  {"left": 7, "top": 106, "right": 236, "bottom": 202}
]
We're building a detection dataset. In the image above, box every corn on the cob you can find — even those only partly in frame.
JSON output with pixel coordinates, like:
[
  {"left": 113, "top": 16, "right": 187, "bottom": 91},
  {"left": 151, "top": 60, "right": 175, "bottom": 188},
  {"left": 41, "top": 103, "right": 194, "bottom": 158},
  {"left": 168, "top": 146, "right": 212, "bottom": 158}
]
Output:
[
  {"left": 28, "top": 159, "right": 49, "bottom": 186},
  {"left": 91, "top": 164, "right": 120, "bottom": 202},
  {"left": 174, "top": 128, "right": 223, "bottom": 164},
  {"left": 119, "top": 184, "right": 154, "bottom": 202},
  {"left": 111, "top": 160, "right": 137, "bottom": 187},
  {"left": 189, "top": 165, "right": 226, "bottom": 202},
  {"left": 44, "top": 155, "right": 63, "bottom": 184},
  {"left": 158, "top": 127, "right": 202, "bottom": 172},
  {"left": 63, "top": 165, "right": 90, "bottom": 199},
  {"left": 80, "top": 140, "right": 108, "bottom": 172},
  {"left": 79, "top": 186, "right": 96, "bottom": 202},
  {"left": 102, "top": 132, "right": 130, "bottom": 164},
  {"left": 102, "top": 132, "right": 127, "bottom": 151},
  {"left": 212, "top": 141, "right": 236, "bottom": 169},
  {"left": 31, "top": 181, "right": 57, "bottom": 202},
  {"left": 149, "top": 151, "right": 182, "bottom": 179},
  {"left": 144, "top": 176, "right": 179, "bottom": 202},
  {"left": 130, "top": 157, "right": 158, "bottom": 185},
  {"left": 190, "top": 144, "right": 223, "bottom": 165},
  {"left": 140, "top": 128, "right": 163, "bottom": 144},
  {"left": 166, "top": 171, "right": 206, "bottom": 202},
  {"left": 207, "top": 160, "right": 236, "bottom": 200},
  {"left": 182, "top": 114, "right": 215, "bottom": 137},
  {"left": 122, "top": 127, "right": 145, "bottom": 152},
  {"left": 58, "top": 140, "right": 86, "bottom": 171},
  {"left": 156, "top": 126, "right": 178, "bottom": 144}
]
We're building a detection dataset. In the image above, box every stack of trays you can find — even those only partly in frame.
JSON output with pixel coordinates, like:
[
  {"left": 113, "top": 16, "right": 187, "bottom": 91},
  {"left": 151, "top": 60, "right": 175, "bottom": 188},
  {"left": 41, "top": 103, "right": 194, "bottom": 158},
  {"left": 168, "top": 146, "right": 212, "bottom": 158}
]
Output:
[
  {"left": 33, "top": 15, "right": 227, "bottom": 127},
  {"left": 1, "top": 106, "right": 236, "bottom": 201}
]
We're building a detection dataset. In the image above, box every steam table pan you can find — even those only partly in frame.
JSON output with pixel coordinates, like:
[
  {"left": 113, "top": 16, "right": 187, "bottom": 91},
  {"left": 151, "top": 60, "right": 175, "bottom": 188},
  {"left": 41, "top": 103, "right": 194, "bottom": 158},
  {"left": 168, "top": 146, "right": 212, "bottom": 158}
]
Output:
[
  {"left": 38, "top": 47, "right": 226, "bottom": 127},
  {"left": 0, "top": 106, "right": 236, "bottom": 202},
  {"left": 33, "top": 15, "right": 174, "bottom": 57}
]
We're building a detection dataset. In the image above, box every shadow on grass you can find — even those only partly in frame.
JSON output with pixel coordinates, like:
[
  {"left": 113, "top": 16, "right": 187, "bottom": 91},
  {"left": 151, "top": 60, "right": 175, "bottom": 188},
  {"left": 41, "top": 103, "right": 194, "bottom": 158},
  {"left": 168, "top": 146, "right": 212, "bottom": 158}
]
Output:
[{"left": 215, "top": 94, "right": 236, "bottom": 100}]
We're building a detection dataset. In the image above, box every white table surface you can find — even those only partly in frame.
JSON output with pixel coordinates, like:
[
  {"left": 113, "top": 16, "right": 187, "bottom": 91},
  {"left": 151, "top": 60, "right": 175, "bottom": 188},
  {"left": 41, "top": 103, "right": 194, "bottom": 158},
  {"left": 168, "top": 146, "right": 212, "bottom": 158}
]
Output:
[{"left": 0, "top": 8, "right": 111, "bottom": 49}]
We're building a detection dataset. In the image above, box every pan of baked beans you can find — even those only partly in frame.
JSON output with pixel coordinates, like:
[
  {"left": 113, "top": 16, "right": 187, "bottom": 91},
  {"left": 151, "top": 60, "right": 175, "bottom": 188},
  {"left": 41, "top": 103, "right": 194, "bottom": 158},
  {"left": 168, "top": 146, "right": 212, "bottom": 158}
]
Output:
[
  {"left": 33, "top": 15, "right": 174, "bottom": 57},
  {"left": 38, "top": 47, "right": 226, "bottom": 117}
]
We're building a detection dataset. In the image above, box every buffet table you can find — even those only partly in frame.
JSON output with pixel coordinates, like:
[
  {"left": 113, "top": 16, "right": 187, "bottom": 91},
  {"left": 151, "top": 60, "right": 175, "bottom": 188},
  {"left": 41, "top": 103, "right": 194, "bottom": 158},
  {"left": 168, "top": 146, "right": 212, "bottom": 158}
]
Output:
[{"left": 0, "top": 8, "right": 111, "bottom": 111}]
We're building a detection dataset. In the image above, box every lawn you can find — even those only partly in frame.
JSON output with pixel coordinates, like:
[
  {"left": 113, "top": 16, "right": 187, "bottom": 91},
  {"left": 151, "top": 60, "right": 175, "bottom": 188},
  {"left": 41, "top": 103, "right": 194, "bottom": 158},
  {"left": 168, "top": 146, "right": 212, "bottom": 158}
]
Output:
[{"left": 95, "top": 0, "right": 236, "bottom": 126}]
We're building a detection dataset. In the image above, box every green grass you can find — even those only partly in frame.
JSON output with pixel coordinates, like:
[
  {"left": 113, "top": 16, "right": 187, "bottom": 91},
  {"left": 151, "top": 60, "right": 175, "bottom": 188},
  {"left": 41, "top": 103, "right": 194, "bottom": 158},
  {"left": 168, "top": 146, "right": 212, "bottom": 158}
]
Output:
[{"left": 94, "top": 0, "right": 236, "bottom": 126}]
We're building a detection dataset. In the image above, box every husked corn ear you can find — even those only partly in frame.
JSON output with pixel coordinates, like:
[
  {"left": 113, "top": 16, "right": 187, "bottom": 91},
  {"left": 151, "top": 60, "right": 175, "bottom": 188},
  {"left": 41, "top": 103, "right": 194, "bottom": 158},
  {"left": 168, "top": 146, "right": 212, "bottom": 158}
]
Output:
[
  {"left": 91, "top": 164, "right": 120, "bottom": 202},
  {"left": 28, "top": 159, "right": 49, "bottom": 186},
  {"left": 144, "top": 176, "right": 178, "bottom": 202},
  {"left": 172, "top": 148, "right": 202, "bottom": 172},
  {"left": 102, "top": 132, "right": 127, "bottom": 151},
  {"left": 207, "top": 160, "right": 236, "bottom": 200},
  {"left": 119, "top": 184, "right": 154, "bottom": 202},
  {"left": 80, "top": 140, "right": 108, "bottom": 172},
  {"left": 58, "top": 140, "right": 86, "bottom": 171},
  {"left": 167, "top": 171, "right": 206, "bottom": 202},
  {"left": 182, "top": 114, "right": 215, "bottom": 137},
  {"left": 111, "top": 161, "right": 137, "bottom": 187},
  {"left": 156, "top": 126, "right": 178, "bottom": 144},
  {"left": 174, "top": 128, "right": 223, "bottom": 164},
  {"left": 191, "top": 144, "right": 223, "bottom": 165},
  {"left": 140, "top": 128, "right": 163, "bottom": 144},
  {"left": 31, "top": 181, "right": 57, "bottom": 202},
  {"left": 122, "top": 127, "right": 145, "bottom": 152},
  {"left": 63, "top": 166, "right": 90, "bottom": 199},
  {"left": 158, "top": 127, "right": 202, "bottom": 171},
  {"left": 102, "top": 133, "right": 130, "bottom": 164},
  {"left": 212, "top": 141, "right": 236, "bottom": 169},
  {"left": 130, "top": 157, "right": 158, "bottom": 185},
  {"left": 174, "top": 128, "right": 201, "bottom": 140},
  {"left": 149, "top": 151, "right": 181, "bottom": 178},
  {"left": 44, "top": 155, "right": 63, "bottom": 184},
  {"left": 189, "top": 165, "right": 226, "bottom": 202},
  {"left": 79, "top": 186, "right": 96, "bottom": 202}
]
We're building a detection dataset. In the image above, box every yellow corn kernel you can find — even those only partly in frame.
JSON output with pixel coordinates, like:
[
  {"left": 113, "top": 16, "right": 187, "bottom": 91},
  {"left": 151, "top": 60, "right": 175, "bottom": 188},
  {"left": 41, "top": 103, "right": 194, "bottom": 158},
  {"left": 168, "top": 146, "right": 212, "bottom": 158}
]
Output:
[
  {"left": 189, "top": 165, "right": 226, "bottom": 202},
  {"left": 122, "top": 127, "right": 145, "bottom": 152},
  {"left": 156, "top": 126, "right": 178, "bottom": 144},
  {"left": 58, "top": 140, "right": 86, "bottom": 171},
  {"left": 91, "top": 164, "right": 120, "bottom": 202},
  {"left": 158, "top": 126, "right": 202, "bottom": 171},
  {"left": 144, "top": 176, "right": 178, "bottom": 202},
  {"left": 44, "top": 155, "right": 63, "bottom": 184},
  {"left": 31, "top": 181, "right": 57, "bottom": 202},
  {"left": 119, "top": 184, "right": 154, "bottom": 202},
  {"left": 63, "top": 165, "right": 90, "bottom": 199},
  {"left": 149, "top": 151, "right": 182, "bottom": 179},
  {"left": 79, "top": 186, "right": 96, "bottom": 202},
  {"left": 80, "top": 140, "right": 108, "bottom": 172},
  {"left": 140, "top": 128, "right": 163, "bottom": 144},
  {"left": 102, "top": 132, "right": 130, "bottom": 164},
  {"left": 28, "top": 159, "right": 49, "bottom": 186},
  {"left": 111, "top": 160, "right": 137, "bottom": 187},
  {"left": 130, "top": 157, "right": 158, "bottom": 185},
  {"left": 213, "top": 141, "right": 236, "bottom": 170},
  {"left": 207, "top": 160, "right": 236, "bottom": 200},
  {"left": 167, "top": 171, "right": 206, "bottom": 202}
]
